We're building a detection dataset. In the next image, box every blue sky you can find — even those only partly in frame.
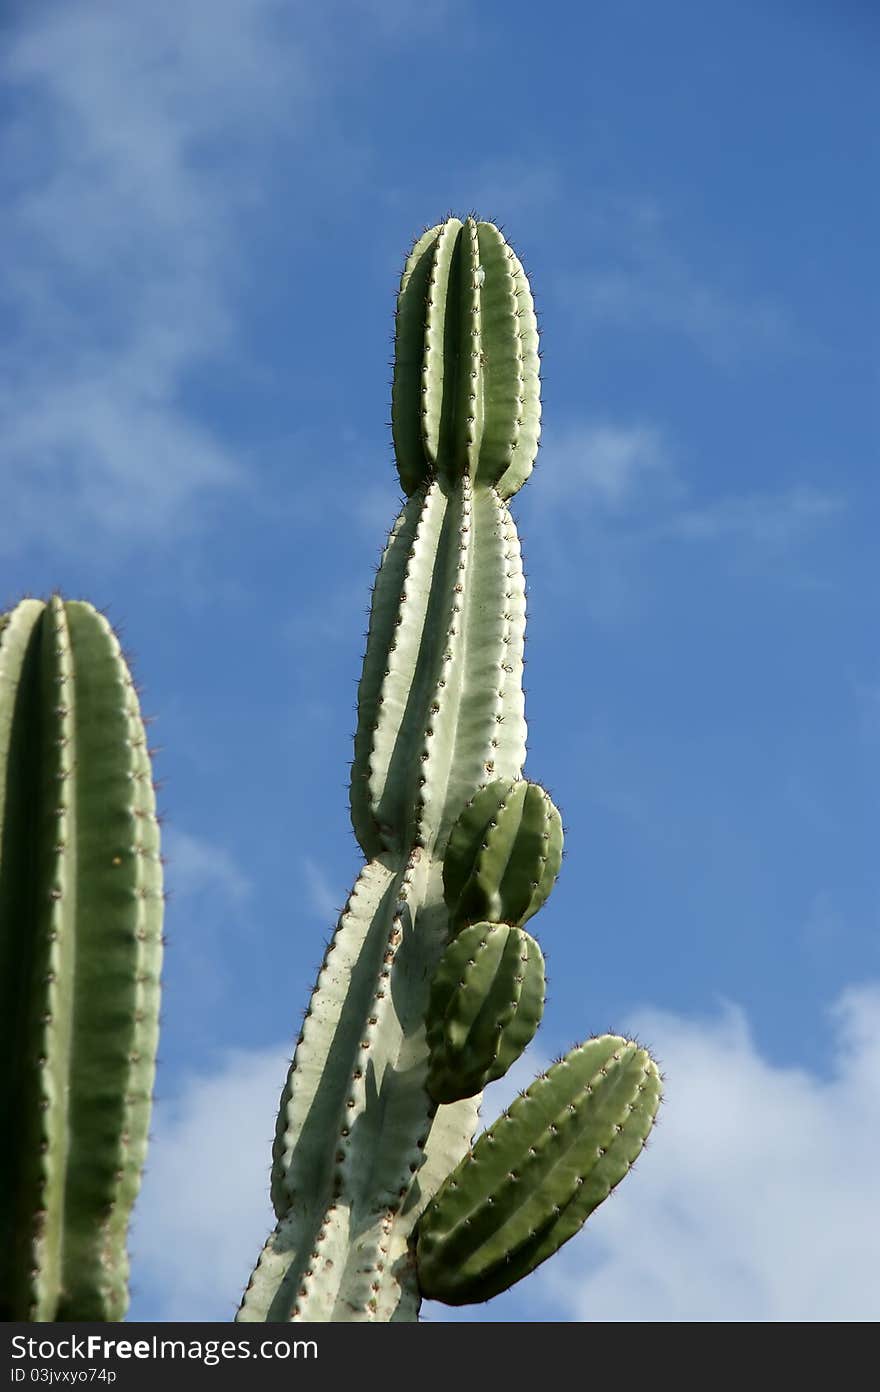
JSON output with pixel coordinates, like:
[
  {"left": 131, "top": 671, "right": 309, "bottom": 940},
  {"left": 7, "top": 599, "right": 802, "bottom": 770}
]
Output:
[{"left": 3, "top": 0, "right": 878, "bottom": 1321}]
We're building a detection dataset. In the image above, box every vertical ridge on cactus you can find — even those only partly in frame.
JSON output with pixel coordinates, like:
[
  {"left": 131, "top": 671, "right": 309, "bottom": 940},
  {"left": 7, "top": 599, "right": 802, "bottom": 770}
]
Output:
[{"left": 0, "top": 596, "right": 163, "bottom": 1321}]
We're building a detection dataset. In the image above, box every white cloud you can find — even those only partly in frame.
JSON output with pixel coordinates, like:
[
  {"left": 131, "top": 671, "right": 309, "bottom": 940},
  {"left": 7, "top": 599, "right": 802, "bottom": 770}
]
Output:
[
  {"left": 163, "top": 827, "right": 251, "bottom": 903},
  {"left": 132, "top": 1045, "right": 287, "bottom": 1321},
  {"left": 528, "top": 422, "right": 843, "bottom": 616},
  {"left": 127, "top": 984, "right": 880, "bottom": 1322},
  {"left": 302, "top": 856, "right": 344, "bottom": 922},
  {"left": 0, "top": 1, "right": 309, "bottom": 553},
  {"left": 667, "top": 485, "right": 844, "bottom": 547},
  {"left": 527, "top": 986, "right": 880, "bottom": 1322},
  {"left": 563, "top": 196, "right": 795, "bottom": 365},
  {"left": 528, "top": 420, "right": 681, "bottom": 623},
  {"left": 580, "top": 267, "right": 792, "bottom": 364},
  {"left": 535, "top": 423, "right": 679, "bottom": 513},
  {"left": 461, "top": 159, "right": 562, "bottom": 225}
]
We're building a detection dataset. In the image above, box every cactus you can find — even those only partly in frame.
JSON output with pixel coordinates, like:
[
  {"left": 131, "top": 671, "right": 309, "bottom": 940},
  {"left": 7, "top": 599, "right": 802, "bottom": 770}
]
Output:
[
  {"left": 443, "top": 777, "right": 563, "bottom": 933},
  {"left": 425, "top": 920, "right": 545, "bottom": 1104},
  {"left": 0, "top": 596, "right": 163, "bottom": 1321},
  {"left": 237, "top": 215, "right": 661, "bottom": 1323}
]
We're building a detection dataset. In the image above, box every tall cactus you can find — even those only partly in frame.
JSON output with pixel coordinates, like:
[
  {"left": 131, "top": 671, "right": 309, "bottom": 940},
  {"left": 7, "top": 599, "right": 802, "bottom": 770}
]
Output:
[
  {"left": 0, "top": 597, "right": 163, "bottom": 1321},
  {"left": 238, "top": 216, "right": 660, "bottom": 1323}
]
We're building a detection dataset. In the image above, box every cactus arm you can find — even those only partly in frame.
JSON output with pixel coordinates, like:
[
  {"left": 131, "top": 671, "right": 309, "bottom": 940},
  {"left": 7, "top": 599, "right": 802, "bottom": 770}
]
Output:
[
  {"left": 0, "top": 598, "right": 162, "bottom": 1321},
  {"left": 426, "top": 922, "right": 545, "bottom": 1104},
  {"left": 444, "top": 778, "right": 563, "bottom": 932},
  {"left": 416, "top": 1037, "right": 662, "bottom": 1305}
]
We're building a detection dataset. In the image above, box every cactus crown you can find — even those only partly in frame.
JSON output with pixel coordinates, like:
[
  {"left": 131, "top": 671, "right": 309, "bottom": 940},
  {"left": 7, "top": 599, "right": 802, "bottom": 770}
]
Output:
[{"left": 392, "top": 215, "right": 541, "bottom": 499}]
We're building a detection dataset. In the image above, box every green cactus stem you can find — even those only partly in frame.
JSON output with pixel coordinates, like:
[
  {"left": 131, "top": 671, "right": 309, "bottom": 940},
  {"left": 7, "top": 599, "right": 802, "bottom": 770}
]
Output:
[
  {"left": 416, "top": 1036, "right": 662, "bottom": 1305},
  {"left": 0, "top": 596, "right": 163, "bottom": 1321},
  {"left": 426, "top": 921, "right": 545, "bottom": 1104}
]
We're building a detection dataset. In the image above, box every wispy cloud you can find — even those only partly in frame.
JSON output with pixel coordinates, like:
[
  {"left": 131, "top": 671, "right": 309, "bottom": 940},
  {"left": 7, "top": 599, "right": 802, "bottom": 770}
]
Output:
[
  {"left": 526, "top": 421, "right": 683, "bottom": 622},
  {"left": 462, "top": 159, "right": 562, "bottom": 226},
  {"left": 802, "top": 888, "right": 847, "bottom": 961},
  {"left": 132, "top": 1044, "right": 288, "bottom": 1321},
  {"left": 128, "top": 984, "right": 880, "bottom": 1321},
  {"left": 534, "top": 423, "right": 680, "bottom": 514},
  {"left": 580, "top": 266, "right": 792, "bottom": 364},
  {"left": 559, "top": 196, "right": 795, "bottom": 365},
  {"left": 528, "top": 420, "right": 844, "bottom": 615},
  {"left": 302, "top": 856, "right": 344, "bottom": 922},
  {"left": 666, "top": 485, "right": 845, "bottom": 547},
  {"left": 1, "top": 1, "right": 309, "bottom": 554},
  {"left": 163, "top": 827, "right": 251, "bottom": 904}
]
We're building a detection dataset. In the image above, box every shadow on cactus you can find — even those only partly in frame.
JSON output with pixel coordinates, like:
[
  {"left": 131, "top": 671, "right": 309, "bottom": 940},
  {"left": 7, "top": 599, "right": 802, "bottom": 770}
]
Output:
[{"left": 236, "top": 215, "right": 663, "bottom": 1322}]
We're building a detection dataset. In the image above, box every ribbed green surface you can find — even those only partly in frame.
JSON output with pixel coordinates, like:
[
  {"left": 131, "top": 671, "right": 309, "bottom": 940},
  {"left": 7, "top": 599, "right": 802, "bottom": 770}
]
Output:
[
  {"left": 390, "top": 216, "right": 541, "bottom": 498},
  {"left": 0, "top": 598, "right": 162, "bottom": 1321},
  {"left": 426, "top": 921, "right": 545, "bottom": 1104},
  {"left": 416, "top": 1035, "right": 662, "bottom": 1304},
  {"left": 443, "top": 778, "right": 563, "bottom": 932},
  {"left": 241, "top": 851, "right": 480, "bottom": 1322},
  {"left": 350, "top": 480, "right": 528, "bottom": 860}
]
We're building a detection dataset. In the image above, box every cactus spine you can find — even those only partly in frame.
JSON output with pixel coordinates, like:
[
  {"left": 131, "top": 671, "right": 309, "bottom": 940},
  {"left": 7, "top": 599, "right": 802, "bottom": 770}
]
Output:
[
  {"left": 238, "top": 216, "right": 659, "bottom": 1322},
  {"left": 0, "top": 597, "right": 163, "bottom": 1321}
]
